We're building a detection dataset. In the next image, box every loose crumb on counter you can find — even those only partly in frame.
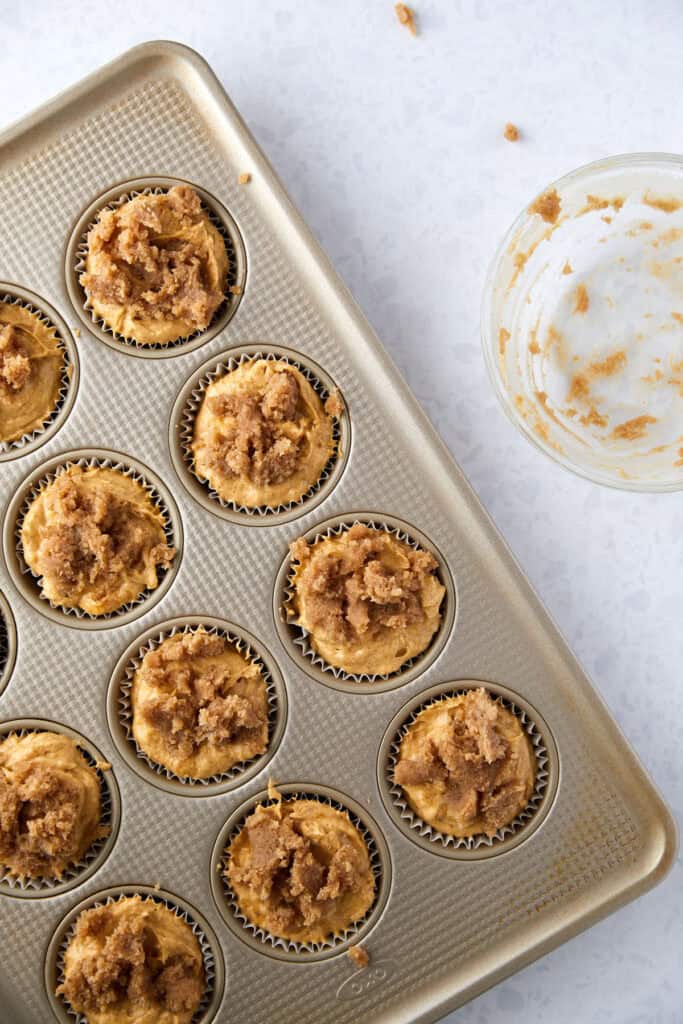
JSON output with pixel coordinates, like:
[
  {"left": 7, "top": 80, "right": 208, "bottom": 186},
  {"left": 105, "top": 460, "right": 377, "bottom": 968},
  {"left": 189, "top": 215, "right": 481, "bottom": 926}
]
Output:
[
  {"left": 73, "top": 327, "right": 81, "bottom": 338},
  {"left": 504, "top": 122, "right": 520, "bottom": 142},
  {"left": 395, "top": 3, "right": 417, "bottom": 34},
  {"left": 529, "top": 189, "right": 561, "bottom": 224},
  {"left": 238, "top": 173, "right": 251, "bottom": 185},
  {"left": 348, "top": 945, "right": 369, "bottom": 969}
]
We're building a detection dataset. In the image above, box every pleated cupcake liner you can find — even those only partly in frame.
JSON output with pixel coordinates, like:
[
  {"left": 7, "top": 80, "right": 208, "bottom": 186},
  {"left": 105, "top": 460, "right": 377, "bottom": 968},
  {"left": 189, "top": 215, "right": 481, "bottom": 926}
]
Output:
[
  {"left": 14, "top": 455, "right": 177, "bottom": 622},
  {"left": 216, "top": 790, "right": 385, "bottom": 958},
  {"left": 116, "top": 621, "right": 282, "bottom": 789},
  {"left": 51, "top": 889, "right": 218, "bottom": 1024},
  {"left": 73, "top": 183, "right": 242, "bottom": 351},
  {"left": 0, "top": 292, "right": 75, "bottom": 455},
  {"left": 385, "top": 688, "right": 550, "bottom": 852},
  {"left": 282, "top": 518, "right": 450, "bottom": 685},
  {"left": 0, "top": 725, "right": 118, "bottom": 896},
  {"left": 178, "top": 349, "right": 344, "bottom": 518}
]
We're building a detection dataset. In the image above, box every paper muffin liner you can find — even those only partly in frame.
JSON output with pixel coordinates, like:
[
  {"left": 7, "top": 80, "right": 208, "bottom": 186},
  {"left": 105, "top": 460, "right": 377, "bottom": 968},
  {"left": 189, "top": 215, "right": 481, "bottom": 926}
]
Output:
[
  {"left": 381, "top": 685, "right": 553, "bottom": 857},
  {"left": 211, "top": 787, "right": 390, "bottom": 962},
  {"left": 70, "top": 179, "right": 245, "bottom": 354},
  {"left": 278, "top": 516, "right": 454, "bottom": 690},
  {"left": 175, "top": 348, "right": 347, "bottom": 521},
  {"left": 11, "top": 453, "right": 180, "bottom": 626},
  {"left": 0, "top": 291, "right": 77, "bottom": 460},
  {"left": 0, "top": 590, "right": 17, "bottom": 697},
  {"left": 111, "top": 619, "right": 285, "bottom": 793},
  {"left": 0, "top": 721, "right": 120, "bottom": 898},
  {"left": 48, "top": 886, "right": 222, "bottom": 1024}
]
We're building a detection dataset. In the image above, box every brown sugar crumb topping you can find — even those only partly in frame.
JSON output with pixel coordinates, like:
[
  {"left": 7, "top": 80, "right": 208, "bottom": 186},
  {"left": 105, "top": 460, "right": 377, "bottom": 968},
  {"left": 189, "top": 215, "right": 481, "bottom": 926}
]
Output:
[
  {"left": 291, "top": 524, "right": 439, "bottom": 646},
  {"left": 394, "top": 689, "right": 528, "bottom": 835},
  {"left": 611, "top": 414, "right": 658, "bottom": 441},
  {"left": 503, "top": 123, "right": 520, "bottom": 142},
  {"left": 0, "top": 325, "right": 31, "bottom": 393},
  {"left": 348, "top": 944, "right": 369, "bottom": 969},
  {"left": 57, "top": 900, "right": 204, "bottom": 1019},
  {"left": 573, "top": 284, "right": 589, "bottom": 314},
  {"left": 81, "top": 185, "right": 226, "bottom": 334},
  {"left": 395, "top": 2, "right": 417, "bottom": 34},
  {"left": 529, "top": 189, "right": 561, "bottom": 224},
  {"left": 139, "top": 632, "right": 267, "bottom": 759}
]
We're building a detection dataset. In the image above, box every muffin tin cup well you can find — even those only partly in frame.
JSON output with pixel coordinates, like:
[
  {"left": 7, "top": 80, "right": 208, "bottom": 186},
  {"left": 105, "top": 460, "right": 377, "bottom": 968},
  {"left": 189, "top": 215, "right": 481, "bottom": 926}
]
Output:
[
  {"left": 45, "top": 884, "right": 225, "bottom": 1024},
  {"left": 3, "top": 448, "right": 183, "bottom": 630},
  {"left": 273, "top": 513, "right": 456, "bottom": 694},
  {"left": 169, "top": 344, "right": 351, "bottom": 526},
  {"left": 0, "top": 286, "right": 79, "bottom": 462},
  {"left": 0, "top": 590, "right": 18, "bottom": 699},
  {"left": 64, "top": 176, "right": 247, "bottom": 358},
  {"left": 210, "top": 783, "right": 392, "bottom": 963},
  {"left": 0, "top": 719, "right": 121, "bottom": 899},
  {"left": 107, "top": 616, "right": 288, "bottom": 796},
  {"left": 377, "top": 681, "right": 560, "bottom": 861}
]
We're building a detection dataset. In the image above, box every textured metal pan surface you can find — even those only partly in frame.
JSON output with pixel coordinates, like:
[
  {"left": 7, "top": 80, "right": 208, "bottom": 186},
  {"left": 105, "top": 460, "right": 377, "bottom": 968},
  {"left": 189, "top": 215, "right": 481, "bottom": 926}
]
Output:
[{"left": 0, "top": 41, "right": 675, "bottom": 1024}]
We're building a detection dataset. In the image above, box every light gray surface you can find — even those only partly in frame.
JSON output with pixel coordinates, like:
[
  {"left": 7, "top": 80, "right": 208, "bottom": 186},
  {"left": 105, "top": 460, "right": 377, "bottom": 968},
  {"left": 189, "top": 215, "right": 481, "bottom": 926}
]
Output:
[{"left": 0, "top": 2, "right": 680, "bottom": 1022}]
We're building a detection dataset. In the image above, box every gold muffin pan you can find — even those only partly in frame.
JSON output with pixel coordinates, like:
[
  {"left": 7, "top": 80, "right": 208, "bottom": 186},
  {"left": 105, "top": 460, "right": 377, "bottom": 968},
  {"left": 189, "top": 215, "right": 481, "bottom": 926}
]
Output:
[
  {"left": 0, "top": 590, "right": 17, "bottom": 698},
  {"left": 377, "top": 681, "right": 559, "bottom": 861},
  {"left": 0, "top": 286, "right": 79, "bottom": 462},
  {"left": 45, "top": 885, "right": 225, "bottom": 1024},
  {"left": 209, "top": 784, "right": 392, "bottom": 964},
  {"left": 0, "top": 41, "right": 674, "bottom": 1024},
  {"left": 106, "top": 616, "right": 287, "bottom": 796},
  {"left": 170, "top": 343, "right": 350, "bottom": 525},
  {"left": 273, "top": 512, "right": 456, "bottom": 694},
  {"left": 2, "top": 448, "right": 183, "bottom": 630},
  {"left": 65, "top": 176, "right": 247, "bottom": 358},
  {"left": 0, "top": 719, "right": 121, "bottom": 899}
]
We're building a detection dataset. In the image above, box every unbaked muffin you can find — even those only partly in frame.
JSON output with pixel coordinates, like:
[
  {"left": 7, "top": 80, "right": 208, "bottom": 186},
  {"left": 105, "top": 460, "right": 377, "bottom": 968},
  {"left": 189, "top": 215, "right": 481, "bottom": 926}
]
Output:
[
  {"left": 21, "top": 465, "right": 175, "bottom": 616},
  {"left": 393, "top": 688, "right": 536, "bottom": 837},
  {"left": 131, "top": 628, "right": 269, "bottom": 779},
  {"left": 287, "top": 523, "right": 445, "bottom": 676},
  {"left": 191, "top": 358, "right": 341, "bottom": 508},
  {"left": 57, "top": 895, "right": 205, "bottom": 1024},
  {"left": 0, "top": 731, "right": 107, "bottom": 879},
  {"left": 0, "top": 301, "right": 64, "bottom": 444},
  {"left": 226, "top": 797, "right": 375, "bottom": 943},
  {"left": 80, "top": 184, "right": 229, "bottom": 345}
]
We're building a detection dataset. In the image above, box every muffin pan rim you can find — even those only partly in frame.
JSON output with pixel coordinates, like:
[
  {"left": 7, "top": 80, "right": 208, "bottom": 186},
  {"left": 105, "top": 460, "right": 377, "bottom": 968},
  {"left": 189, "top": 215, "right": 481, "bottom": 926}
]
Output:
[
  {"left": 0, "top": 717, "right": 122, "bottom": 900},
  {"left": 0, "top": 588, "right": 18, "bottom": 699},
  {"left": 169, "top": 343, "right": 351, "bottom": 526},
  {"left": 106, "top": 614, "right": 288, "bottom": 796}
]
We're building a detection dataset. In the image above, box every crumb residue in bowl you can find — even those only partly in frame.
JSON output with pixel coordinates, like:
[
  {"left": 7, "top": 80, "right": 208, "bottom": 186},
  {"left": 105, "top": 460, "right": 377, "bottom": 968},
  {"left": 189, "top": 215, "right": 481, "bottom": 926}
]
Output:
[
  {"left": 611, "top": 415, "right": 658, "bottom": 441},
  {"left": 529, "top": 189, "right": 561, "bottom": 225}
]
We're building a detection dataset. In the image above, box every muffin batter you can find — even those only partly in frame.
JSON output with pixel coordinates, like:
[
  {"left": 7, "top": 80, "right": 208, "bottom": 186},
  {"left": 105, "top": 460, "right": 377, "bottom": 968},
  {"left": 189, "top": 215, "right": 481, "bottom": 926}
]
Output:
[
  {"left": 192, "top": 359, "right": 340, "bottom": 508},
  {"left": 0, "top": 731, "right": 106, "bottom": 878},
  {"left": 81, "top": 184, "right": 229, "bottom": 345},
  {"left": 57, "top": 895, "right": 205, "bottom": 1024},
  {"left": 394, "top": 688, "right": 536, "bottom": 837},
  {"left": 288, "top": 523, "right": 445, "bottom": 676},
  {"left": 0, "top": 302, "right": 64, "bottom": 443},
  {"left": 21, "top": 465, "right": 175, "bottom": 616},
  {"left": 131, "top": 629, "right": 269, "bottom": 779},
  {"left": 226, "top": 798, "right": 375, "bottom": 943}
]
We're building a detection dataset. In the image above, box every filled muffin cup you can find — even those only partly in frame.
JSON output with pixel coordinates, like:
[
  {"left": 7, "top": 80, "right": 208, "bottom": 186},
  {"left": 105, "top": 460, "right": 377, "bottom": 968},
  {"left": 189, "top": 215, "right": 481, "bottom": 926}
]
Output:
[
  {"left": 0, "top": 286, "right": 79, "bottom": 462},
  {"left": 3, "top": 449, "right": 183, "bottom": 630},
  {"left": 0, "top": 719, "right": 120, "bottom": 898},
  {"left": 210, "top": 784, "right": 391, "bottom": 962},
  {"left": 274, "top": 514, "right": 455, "bottom": 694},
  {"left": 0, "top": 590, "right": 17, "bottom": 698},
  {"left": 377, "top": 681, "right": 559, "bottom": 860},
  {"left": 107, "top": 616, "right": 287, "bottom": 796},
  {"left": 65, "top": 177, "right": 247, "bottom": 358},
  {"left": 46, "top": 885, "right": 225, "bottom": 1024},
  {"left": 170, "top": 345, "right": 350, "bottom": 525}
]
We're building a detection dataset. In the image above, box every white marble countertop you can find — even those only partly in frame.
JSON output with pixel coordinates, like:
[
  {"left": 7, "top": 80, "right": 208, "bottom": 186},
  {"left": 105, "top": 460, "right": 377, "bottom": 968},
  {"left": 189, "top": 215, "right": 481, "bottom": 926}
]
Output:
[{"left": 0, "top": 1, "right": 680, "bottom": 1021}]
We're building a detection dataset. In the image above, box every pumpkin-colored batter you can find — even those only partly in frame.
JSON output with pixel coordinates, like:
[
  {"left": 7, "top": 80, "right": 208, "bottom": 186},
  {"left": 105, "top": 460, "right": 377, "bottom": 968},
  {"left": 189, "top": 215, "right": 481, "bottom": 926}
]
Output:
[
  {"left": 0, "top": 731, "right": 106, "bottom": 878},
  {"left": 131, "top": 628, "right": 269, "bottom": 779},
  {"left": 288, "top": 523, "right": 445, "bottom": 676},
  {"left": 0, "top": 302, "right": 64, "bottom": 443},
  {"left": 226, "top": 798, "right": 375, "bottom": 943},
  {"left": 394, "top": 688, "right": 536, "bottom": 837},
  {"left": 21, "top": 465, "right": 175, "bottom": 616},
  {"left": 192, "top": 358, "right": 340, "bottom": 508},
  {"left": 57, "top": 895, "right": 205, "bottom": 1024},
  {"left": 81, "top": 185, "right": 229, "bottom": 345}
]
